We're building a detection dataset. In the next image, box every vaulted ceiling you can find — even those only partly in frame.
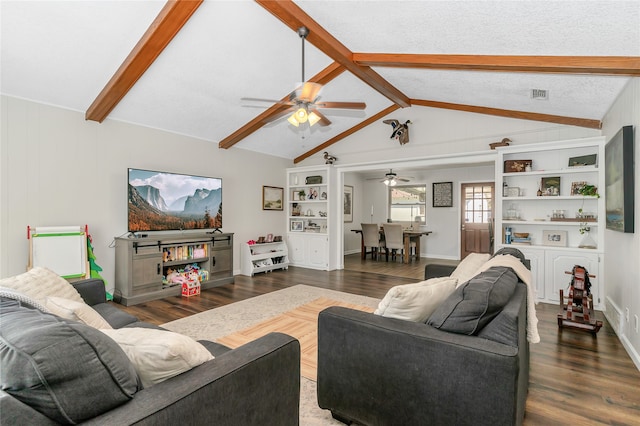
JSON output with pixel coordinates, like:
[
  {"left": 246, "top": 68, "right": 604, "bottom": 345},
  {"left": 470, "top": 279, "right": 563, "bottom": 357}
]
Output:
[{"left": 2, "top": 1, "right": 639, "bottom": 163}]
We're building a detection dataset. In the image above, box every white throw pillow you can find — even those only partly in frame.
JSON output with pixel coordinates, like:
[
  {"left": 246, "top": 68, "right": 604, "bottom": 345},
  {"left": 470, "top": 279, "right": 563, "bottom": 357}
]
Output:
[
  {"left": 450, "top": 253, "right": 491, "bottom": 286},
  {"left": 100, "top": 328, "right": 214, "bottom": 388},
  {"left": 374, "top": 277, "right": 458, "bottom": 322},
  {"left": 44, "top": 296, "right": 112, "bottom": 329},
  {"left": 0, "top": 267, "right": 85, "bottom": 304}
]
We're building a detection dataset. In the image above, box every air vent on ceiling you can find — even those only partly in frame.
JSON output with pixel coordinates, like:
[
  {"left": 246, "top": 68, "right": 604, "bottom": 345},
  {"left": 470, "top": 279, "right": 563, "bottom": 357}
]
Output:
[{"left": 531, "top": 89, "right": 548, "bottom": 100}]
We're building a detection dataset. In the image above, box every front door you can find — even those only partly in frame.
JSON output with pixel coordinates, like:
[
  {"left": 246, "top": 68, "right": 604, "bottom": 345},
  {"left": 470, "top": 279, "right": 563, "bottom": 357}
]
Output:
[{"left": 460, "top": 182, "right": 494, "bottom": 259}]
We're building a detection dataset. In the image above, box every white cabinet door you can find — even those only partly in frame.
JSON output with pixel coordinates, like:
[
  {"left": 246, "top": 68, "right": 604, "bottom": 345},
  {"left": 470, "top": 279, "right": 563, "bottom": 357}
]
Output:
[
  {"left": 287, "top": 234, "right": 306, "bottom": 265},
  {"left": 544, "top": 250, "right": 600, "bottom": 307},
  {"left": 307, "top": 235, "right": 328, "bottom": 268}
]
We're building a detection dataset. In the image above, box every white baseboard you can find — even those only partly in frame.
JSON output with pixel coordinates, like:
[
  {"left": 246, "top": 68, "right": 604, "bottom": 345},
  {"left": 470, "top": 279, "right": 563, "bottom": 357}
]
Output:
[
  {"left": 621, "top": 335, "right": 640, "bottom": 371},
  {"left": 604, "top": 296, "right": 623, "bottom": 335},
  {"left": 604, "top": 297, "right": 640, "bottom": 371}
]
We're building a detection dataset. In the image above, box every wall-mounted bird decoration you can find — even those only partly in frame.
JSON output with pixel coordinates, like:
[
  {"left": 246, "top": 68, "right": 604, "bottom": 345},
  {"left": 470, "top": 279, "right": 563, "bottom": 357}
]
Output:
[
  {"left": 383, "top": 119, "right": 411, "bottom": 145},
  {"left": 323, "top": 152, "right": 337, "bottom": 164}
]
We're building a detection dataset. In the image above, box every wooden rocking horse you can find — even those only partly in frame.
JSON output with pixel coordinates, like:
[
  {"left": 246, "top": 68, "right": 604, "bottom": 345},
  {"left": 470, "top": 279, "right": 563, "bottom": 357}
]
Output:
[{"left": 557, "top": 265, "right": 602, "bottom": 334}]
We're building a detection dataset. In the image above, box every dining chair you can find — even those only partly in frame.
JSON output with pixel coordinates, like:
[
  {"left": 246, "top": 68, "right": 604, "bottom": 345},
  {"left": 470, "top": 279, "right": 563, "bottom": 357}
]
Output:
[
  {"left": 361, "top": 223, "right": 385, "bottom": 260},
  {"left": 382, "top": 223, "right": 405, "bottom": 262}
]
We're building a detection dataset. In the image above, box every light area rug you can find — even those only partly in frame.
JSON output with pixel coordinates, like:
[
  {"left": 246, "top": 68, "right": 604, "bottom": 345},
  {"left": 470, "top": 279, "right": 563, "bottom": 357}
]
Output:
[
  {"left": 217, "top": 297, "right": 375, "bottom": 381},
  {"left": 162, "top": 285, "right": 381, "bottom": 425}
]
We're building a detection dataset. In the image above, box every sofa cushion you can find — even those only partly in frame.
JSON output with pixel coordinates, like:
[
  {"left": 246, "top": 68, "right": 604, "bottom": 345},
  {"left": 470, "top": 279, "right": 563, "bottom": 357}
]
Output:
[
  {"left": 92, "top": 303, "right": 139, "bottom": 328},
  {"left": 0, "top": 286, "right": 50, "bottom": 311},
  {"left": 0, "top": 299, "right": 139, "bottom": 424},
  {"left": 450, "top": 253, "right": 491, "bottom": 285},
  {"left": 100, "top": 327, "right": 214, "bottom": 388},
  {"left": 0, "top": 267, "right": 85, "bottom": 304},
  {"left": 375, "top": 277, "right": 458, "bottom": 322},
  {"left": 427, "top": 266, "right": 518, "bottom": 335},
  {"left": 43, "top": 296, "right": 113, "bottom": 329}
]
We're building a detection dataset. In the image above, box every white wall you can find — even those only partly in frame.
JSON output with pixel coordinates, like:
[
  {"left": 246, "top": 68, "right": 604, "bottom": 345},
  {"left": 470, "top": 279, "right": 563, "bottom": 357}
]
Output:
[
  {"left": 601, "top": 78, "right": 640, "bottom": 368},
  {"left": 0, "top": 96, "right": 291, "bottom": 293}
]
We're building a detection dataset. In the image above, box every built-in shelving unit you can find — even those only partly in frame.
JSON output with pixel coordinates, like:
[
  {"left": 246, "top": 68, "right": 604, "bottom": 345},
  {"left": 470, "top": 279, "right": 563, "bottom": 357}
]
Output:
[
  {"left": 286, "top": 165, "right": 337, "bottom": 270},
  {"left": 240, "top": 241, "right": 289, "bottom": 276},
  {"left": 114, "top": 232, "right": 233, "bottom": 305},
  {"left": 495, "top": 137, "right": 605, "bottom": 308}
]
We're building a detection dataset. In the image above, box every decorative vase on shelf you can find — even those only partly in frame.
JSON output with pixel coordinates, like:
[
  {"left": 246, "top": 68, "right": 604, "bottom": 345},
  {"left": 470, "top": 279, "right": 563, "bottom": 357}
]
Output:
[{"left": 578, "top": 230, "right": 597, "bottom": 249}]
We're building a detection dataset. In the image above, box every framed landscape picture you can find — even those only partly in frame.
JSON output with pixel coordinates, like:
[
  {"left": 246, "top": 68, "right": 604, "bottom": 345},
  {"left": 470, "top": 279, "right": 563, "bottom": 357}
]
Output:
[
  {"left": 262, "top": 186, "right": 283, "bottom": 210},
  {"left": 605, "top": 125, "right": 634, "bottom": 233}
]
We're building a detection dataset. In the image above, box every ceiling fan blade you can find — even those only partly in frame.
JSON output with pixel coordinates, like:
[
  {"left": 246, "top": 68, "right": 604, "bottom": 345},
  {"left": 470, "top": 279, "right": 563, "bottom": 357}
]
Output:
[
  {"left": 311, "top": 109, "right": 331, "bottom": 126},
  {"left": 315, "top": 101, "right": 366, "bottom": 110},
  {"left": 241, "top": 97, "right": 295, "bottom": 106},
  {"left": 298, "top": 82, "right": 323, "bottom": 102},
  {"left": 397, "top": 178, "right": 411, "bottom": 182}
]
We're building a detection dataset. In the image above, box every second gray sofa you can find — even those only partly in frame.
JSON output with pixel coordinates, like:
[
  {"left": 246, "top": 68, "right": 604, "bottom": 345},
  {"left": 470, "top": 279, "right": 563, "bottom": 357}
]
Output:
[{"left": 317, "top": 254, "right": 530, "bottom": 426}]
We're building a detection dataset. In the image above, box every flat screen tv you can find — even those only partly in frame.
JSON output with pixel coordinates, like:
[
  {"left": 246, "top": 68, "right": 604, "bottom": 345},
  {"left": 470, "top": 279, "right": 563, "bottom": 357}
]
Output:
[{"left": 128, "top": 168, "right": 222, "bottom": 232}]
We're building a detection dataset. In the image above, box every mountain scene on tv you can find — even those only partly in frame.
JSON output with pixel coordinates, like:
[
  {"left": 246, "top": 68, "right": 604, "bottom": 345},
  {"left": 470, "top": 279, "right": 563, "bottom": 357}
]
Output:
[{"left": 128, "top": 170, "right": 222, "bottom": 232}]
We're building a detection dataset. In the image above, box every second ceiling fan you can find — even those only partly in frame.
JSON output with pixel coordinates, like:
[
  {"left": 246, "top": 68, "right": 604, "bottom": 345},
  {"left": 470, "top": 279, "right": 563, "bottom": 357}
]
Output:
[
  {"left": 368, "top": 169, "right": 413, "bottom": 186},
  {"left": 241, "top": 27, "right": 366, "bottom": 128}
]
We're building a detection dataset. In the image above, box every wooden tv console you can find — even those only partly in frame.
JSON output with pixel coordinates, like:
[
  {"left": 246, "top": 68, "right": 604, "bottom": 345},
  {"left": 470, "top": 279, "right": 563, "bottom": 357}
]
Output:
[{"left": 114, "top": 232, "right": 233, "bottom": 306}]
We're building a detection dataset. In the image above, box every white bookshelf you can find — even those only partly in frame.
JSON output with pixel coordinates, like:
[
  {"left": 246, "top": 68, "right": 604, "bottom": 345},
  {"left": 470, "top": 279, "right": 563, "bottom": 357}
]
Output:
[
  {"left": 240, "top": 241, "right": 289, "bottom": 276},
  {"left": 495, "top": 137, "right": 605, "bottom": 308}
]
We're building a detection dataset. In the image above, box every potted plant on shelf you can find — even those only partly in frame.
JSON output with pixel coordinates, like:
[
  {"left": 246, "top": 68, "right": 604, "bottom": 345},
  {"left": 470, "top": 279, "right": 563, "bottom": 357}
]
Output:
[{"left": 577, "top": 184, "right": 599, "bottom": 248}]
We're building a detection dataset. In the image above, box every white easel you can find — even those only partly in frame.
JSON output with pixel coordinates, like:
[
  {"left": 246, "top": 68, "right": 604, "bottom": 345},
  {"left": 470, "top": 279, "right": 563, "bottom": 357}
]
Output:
[{"left": 28, "top": 225, "right": 90, "bottom": 279}]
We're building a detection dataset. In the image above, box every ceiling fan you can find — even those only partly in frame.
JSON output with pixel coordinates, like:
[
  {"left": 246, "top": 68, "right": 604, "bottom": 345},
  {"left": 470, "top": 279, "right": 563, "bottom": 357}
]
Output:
[
  {"left": 241, "top": 26, "right": 366, "bottom": 128},
  {"left": 367, "top": 169, "right": 413, "bottom": 186}
]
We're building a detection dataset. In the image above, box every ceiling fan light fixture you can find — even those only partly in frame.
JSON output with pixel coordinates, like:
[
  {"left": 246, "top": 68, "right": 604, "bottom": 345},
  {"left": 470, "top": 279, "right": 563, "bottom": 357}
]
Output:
[
  {"left": 295, "top": 107, "right": 308, "bottom": 123},
  {"left": 287, "top": 114, "right": 300, "bottom": 127},
  {"left": 308, "top": 111, "right": 321, "bottom": 126}
]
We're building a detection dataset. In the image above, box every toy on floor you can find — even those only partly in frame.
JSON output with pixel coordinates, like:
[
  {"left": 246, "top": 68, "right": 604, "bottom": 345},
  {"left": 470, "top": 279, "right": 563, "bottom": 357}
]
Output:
[{"left": 557, "top": 265, "right": 602, "bottom": 334}]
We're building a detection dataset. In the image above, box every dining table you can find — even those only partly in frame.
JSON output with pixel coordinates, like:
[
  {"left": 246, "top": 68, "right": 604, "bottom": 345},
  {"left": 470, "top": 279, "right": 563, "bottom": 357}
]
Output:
[{"left": 352, "top": 228, "right": 432, "bottom": 264}]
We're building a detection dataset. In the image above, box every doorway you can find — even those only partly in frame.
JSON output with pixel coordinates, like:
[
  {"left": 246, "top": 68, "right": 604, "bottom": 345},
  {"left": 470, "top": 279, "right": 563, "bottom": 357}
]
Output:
[{"left": 460, "top": 182, "right": 495, "bottom": 259}]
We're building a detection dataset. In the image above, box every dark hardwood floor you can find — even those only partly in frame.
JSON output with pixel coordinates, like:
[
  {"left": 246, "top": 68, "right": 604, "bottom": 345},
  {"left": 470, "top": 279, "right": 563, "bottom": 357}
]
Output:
[{"left": 117, "top": 254, "right": 640, "bottom": 425}]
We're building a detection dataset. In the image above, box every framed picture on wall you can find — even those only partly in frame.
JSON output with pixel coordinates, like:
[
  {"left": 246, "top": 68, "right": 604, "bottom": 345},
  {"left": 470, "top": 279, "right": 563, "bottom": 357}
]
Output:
[
  {"left": 432, "top": 182, "right": 453, "bottom": 207},
  {"left": 262, "top": 186, "right": 283, "bottom": 210},
  {"left": 344, "top": 185, "right": 353, "bottom": 222},
  {"left": 605, "top": 125, "right": 634, "bottom": 233}
]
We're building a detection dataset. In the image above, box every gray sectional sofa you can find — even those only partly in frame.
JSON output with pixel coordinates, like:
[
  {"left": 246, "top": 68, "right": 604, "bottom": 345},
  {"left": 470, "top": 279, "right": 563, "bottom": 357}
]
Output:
[
  {"left": 317, "top": 250, "right": 530, "bottom": 426},
  {"left": 1, "top": 279, "right": 301, "bottom": 425}
]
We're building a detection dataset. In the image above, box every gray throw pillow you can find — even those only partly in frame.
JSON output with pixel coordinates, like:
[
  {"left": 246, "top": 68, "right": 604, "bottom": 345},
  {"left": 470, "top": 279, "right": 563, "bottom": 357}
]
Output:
[
  {"left": 427, "top": 266, "right": 517, "bottom": 335},
  {"left": 0, "top": 299, "right": 140, "bottom": 424}
]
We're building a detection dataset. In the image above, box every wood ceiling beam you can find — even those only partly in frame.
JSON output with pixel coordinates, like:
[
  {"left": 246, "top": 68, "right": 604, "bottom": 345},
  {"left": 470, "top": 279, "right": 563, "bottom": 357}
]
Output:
[
  {"left": 85, "top": 0, "right": 203, "bottom": 122},
  {"left": 410, "top": 99, "right": 601, "bottom": 129},
  {"left": 353, "top": 54, "right": 640, "bottom": 76},
  {"left": 294, "top": 104, "right": 400, "bottom": 164},
  {"left": 256, "top": 0, "right": 411, "bottom": 108},
  {"left": 219, "top": 62, "right": 346, "bottom": 149}
]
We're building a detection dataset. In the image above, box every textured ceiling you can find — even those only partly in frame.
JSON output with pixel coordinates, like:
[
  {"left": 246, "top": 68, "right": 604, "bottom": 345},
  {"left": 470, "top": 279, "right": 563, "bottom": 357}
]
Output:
[{"left": 2, "top": 1, "right": 639, "bottom": 161}]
